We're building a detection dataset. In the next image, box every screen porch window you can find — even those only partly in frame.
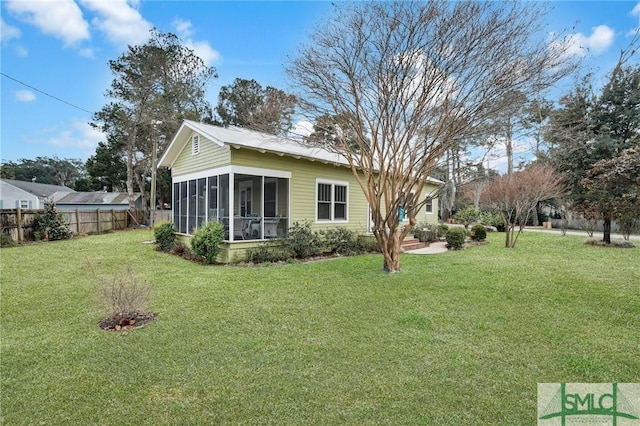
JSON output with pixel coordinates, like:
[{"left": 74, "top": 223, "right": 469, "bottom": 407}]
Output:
[{"left": 264, "top": 180, "right": 277, "bottom": 217}]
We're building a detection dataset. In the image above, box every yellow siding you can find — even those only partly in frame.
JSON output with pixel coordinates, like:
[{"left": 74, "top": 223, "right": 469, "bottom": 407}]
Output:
[
  {"left": 231, "top": 149, "right": 370, "bottom": 234},
  {"left": 171, "top": 131, "right": 230, "bottom": 176}
]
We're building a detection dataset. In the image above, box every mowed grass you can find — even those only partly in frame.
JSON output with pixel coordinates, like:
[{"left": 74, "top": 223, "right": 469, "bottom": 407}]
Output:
[{"left": 1, "top": 230, "right": 638, "bottom": 425}]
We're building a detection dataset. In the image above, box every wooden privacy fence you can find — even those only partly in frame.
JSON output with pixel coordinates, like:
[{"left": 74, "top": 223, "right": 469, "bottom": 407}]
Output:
[{"left": 0, "top": 208, "right": 147, "bottom": 243}]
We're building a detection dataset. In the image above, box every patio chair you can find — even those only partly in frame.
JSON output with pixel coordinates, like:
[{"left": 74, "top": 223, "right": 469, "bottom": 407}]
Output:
[{"left": 263, "top": 215, "right": 281, "bottom": 238}]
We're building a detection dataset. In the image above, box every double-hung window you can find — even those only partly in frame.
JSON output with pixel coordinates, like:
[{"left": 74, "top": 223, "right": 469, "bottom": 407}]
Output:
[
  {"left": 425, "top": 197, "right": 433, "bottom": 214},
  {"left": 316, "top": 180, "right": 348, "bottom": 222}
]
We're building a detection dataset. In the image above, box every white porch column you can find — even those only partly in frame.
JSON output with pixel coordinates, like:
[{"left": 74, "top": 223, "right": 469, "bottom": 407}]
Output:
[{"left": 229, "top": 172, "right": 235, "bottom": 241}]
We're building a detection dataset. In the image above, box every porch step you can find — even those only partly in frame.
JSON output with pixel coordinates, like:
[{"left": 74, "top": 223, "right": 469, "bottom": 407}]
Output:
[{"left": 401, "top": 237, "right": 429, "bottom": 252}]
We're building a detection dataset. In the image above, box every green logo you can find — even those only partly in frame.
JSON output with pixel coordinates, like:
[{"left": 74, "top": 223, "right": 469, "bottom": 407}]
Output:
[{"left": 538, "top": 383, "right": 640, "bottom": 425}]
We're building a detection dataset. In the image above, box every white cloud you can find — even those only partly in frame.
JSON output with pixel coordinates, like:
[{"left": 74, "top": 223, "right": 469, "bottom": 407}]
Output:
[
  {"left": 1, "top": 17, "right": 21, "bottom": 43},
  {"left": 290, "top": 120, "right": 314, "bottom": 139},
  {"left": 6, "top": 0, "right": 90, "bottom": 46},
  {"left": 15, "top": 45, "right": 28, "bottom": 57},
  {"left": 630, "top": 3, "right": 640, "bottom": 35},
  {"left": 80, "top": 0, "right": 152, "bottom": 47},
  {"left": 15, "top": 90, "right": 36, "bottom": 102},
  {"left": 43, "top": 119, "right": 105, "bottom": 154},
  {"left": 78, "top": 47, "right": 94, "bottom": 58},
  {"left": 172, "top": 18, "right": 222, "bottom": 66},
  {"left": 561, "top": 25, "right": 615, "bottom": 57}
]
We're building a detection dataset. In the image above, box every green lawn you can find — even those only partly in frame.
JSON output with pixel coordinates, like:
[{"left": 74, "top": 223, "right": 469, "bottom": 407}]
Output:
[{"left": 1, "top": 230, "right": 638, "bottom": 425}]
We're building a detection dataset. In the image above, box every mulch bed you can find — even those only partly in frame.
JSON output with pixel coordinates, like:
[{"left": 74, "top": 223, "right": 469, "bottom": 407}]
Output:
[{"left": 98, "top": 312, "right": 157, "bottom": 331}]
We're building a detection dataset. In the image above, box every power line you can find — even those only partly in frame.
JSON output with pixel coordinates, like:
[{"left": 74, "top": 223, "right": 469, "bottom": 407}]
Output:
[{"left": 1, "top": 72, "right": 94, "bottom": 115}]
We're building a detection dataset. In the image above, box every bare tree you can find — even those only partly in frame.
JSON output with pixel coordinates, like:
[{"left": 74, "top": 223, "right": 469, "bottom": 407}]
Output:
[
  {"left": 288, "top": 1, "right": 577, "bottom": 272},
  {"left": 480, "top": 165, "right": 566, "bottom": 248}
]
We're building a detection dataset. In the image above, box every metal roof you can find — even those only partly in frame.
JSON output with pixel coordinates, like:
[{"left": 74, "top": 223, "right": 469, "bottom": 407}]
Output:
[
  {"left": 0, "top": 179, "right": 75, "bottom": 198},
  {"left": 159, "top": 120, "right": 443, "bottom": 185},
  {"left": 56, "top": 192, "right": 140, "bottom": 205},
  {"left": 159, "top": 120, "right": 348, "bottom": 168}
]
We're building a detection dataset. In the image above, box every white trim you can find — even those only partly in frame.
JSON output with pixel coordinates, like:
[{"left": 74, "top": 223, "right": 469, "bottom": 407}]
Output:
[
  {"left": 425, "top": 197, "right": 434, "bottom": 214},
  {"left": 172, "top": 165, "right": 291, "bottom": 184},
  {"left": 315, "top": 178, "right": 349, "bottom": 223},
  {"left": 228, "top": 172, "right": 235, "bottom": 241},
  {"left": 238, "top": 181, "right": 253, "bottom": 216}
]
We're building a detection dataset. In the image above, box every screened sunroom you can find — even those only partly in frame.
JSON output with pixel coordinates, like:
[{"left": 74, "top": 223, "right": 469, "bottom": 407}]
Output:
[{"left": 172, "top": 169, "right": 290, "bottom": 241}]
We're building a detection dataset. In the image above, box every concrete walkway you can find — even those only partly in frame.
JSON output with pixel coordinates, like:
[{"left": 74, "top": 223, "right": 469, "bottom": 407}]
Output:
[{"left": 405, "top": 241, "right": 449, "bottom": 255}]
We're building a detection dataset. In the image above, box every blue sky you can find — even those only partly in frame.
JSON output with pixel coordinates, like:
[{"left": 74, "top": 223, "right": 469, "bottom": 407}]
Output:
[{"left": 1, "top": 1, "right": 639, "bottom": 167}]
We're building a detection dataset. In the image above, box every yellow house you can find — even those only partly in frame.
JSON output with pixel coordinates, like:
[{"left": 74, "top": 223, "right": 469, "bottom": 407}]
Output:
[{"left": 159, "top": 120, "right": 441, "bottom": 262}]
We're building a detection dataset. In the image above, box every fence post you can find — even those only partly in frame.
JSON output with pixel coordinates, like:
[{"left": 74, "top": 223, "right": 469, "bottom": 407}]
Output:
[
  {"left": 16, "top": 207, "right": 23, "bottom": 242},
  {"left": 111, "top": 209, "right": 115, "bottom": 231},
  {"left": 75, "top": 209, "right": 80, "bottom": 234},
  {"left": 97, "top": 209, "right": 101, "bottom": 234}
]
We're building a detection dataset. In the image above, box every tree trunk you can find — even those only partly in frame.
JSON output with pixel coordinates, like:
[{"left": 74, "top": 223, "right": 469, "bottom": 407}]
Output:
[
  {"left": 505, "top": 225, "right": 513, "bottom": 248},
  {"left": 506, "top": 120, "right": 514, "bottom": 176},
  {"left": 126, "top": 153, "right": 136, "bottom": 209},
  {"left": 603, "top": 217, "right": 612, "bottom": 244},
  {"left": 382, "top": 238, "right": 401, "bottom": 273},
  {"left": 376, "top": 224, "right": 402, "bottom": 273}
]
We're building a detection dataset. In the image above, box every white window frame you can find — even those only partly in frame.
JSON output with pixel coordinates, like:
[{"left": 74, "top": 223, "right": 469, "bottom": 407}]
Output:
[
  {"left": 425, "top": 197, "right": 434, "bottom": 214},
  {"left": 315, "top": 179, "right": 349, "bottom": 223},
  {"left": 20, "top": 200, "right": 29, "bottom": 209}
]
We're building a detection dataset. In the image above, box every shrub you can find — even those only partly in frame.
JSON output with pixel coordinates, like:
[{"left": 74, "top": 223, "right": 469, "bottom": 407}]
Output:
[
  {"left": 445, "top": 228, "right": 466, "bottom": 250},
  {"left": 478, "top": 210, "right": 502, "bottom": 228},
  {"left": 580, "top": 218, "right": 598, "bottom": 237},
  {"left": 0, "top": 233, "right": 16, "bottom": 248},
  {"left": 33, "top": 201, "right": 71, "bottom": 241},
  {"left": 470, "top": 224, "right": 487, "bottom": 241},
  {"left": 96, "top": 265, "right": 153, "bottom": 318},
  {"left": 436, "top": 223, "right": 449, "bottom": 239},
  {"left": 191, "top": 221, "right": 225, "bottom": 264},
  {"left": 245, "top": 244, "right": 291, "bottom": 263},
  {"left": 280, "top": 221, "right": 323, "bottom": 258},
  {"left": 153, "top": 221, "right": 176, "bottom": 252},
  {"left": 413, "top": 223, "right": 438, "bottom": 243},
  {"left": 322, "top": 227, "right": 363, "bottom": 256},
  {"left": 617, "top": 215, "right": 639, "bottom": 240},
  {"left": 453, "top": 206, "right": 480, "bottom": 227},
  {"left": 358, "top": 236, "right": 381, "bottom": 253}
]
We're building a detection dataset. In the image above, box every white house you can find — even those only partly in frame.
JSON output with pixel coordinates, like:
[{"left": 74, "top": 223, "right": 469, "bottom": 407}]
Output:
[{"left": 0, "top": 179, "right": 74, "bottom": 209}]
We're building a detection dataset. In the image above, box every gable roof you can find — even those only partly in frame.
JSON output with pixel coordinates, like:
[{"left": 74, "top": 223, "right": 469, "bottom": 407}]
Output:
[
  {"left": 159, "top": 120, "right": 443, "bottom": 185},
  {"left": 1, "top": 178, "right": 75, "bottom": 200},
  {"left": 55, "top": 191, "right": 140, "bottom": 205},
  {"left": 159, "top": 120, "right": 348, "bottom": 169}
]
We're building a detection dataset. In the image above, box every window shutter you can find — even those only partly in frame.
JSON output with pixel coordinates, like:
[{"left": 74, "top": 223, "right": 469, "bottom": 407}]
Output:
[{"left": 15, "top": 200, "right": 19, "bottom": 208}]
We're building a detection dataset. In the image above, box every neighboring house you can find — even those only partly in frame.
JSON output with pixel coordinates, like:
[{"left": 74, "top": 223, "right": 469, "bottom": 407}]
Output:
[
  {"left": 55, "top": 192, "right": 143, "bottom": 211},
  {"left": 159, "top": 120, "right": 441, "bottom": 262},
  {"left": 0, "top": 179, "right": 75, "bottom": 209}
]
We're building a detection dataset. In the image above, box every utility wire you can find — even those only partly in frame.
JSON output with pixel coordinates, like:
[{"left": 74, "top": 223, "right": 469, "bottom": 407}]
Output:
[{"left": 1, "top": 72, "right": 94, "bottom": 115}]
